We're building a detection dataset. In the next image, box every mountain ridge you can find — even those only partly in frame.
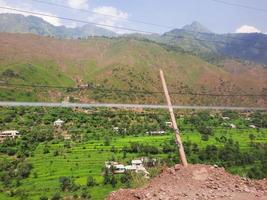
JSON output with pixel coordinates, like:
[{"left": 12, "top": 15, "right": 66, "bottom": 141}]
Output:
[{"left": 0, "top": 13, "right": 117, "bottom": 38}]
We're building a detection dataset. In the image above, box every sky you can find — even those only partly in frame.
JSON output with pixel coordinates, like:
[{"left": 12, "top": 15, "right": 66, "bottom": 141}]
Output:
[{"left": 0, "top": 0, "right": 266, "bottom": 34}]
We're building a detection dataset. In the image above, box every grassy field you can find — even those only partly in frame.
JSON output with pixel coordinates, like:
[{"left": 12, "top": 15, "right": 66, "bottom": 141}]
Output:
[{"left": 0, "top": 128, "right": 266, "bottom": 200}]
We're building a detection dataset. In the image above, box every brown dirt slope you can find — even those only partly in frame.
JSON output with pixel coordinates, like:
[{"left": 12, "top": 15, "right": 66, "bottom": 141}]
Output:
[{"left": 107, "top": 164, "right": 267, "bottom": 200}]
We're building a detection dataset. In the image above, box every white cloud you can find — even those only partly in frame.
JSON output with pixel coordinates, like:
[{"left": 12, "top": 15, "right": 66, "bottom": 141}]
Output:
[
  {"left": 89, "top": 6, "right": 129, "bottom": 34},
  {"left": 235, "top": 25, "right": 261, "bottom": 33},
  {"left": 68, "top": 0, "right": 89, "bottom": 9},
  {"left": 0, "top": 0, "right": 62, "bottom": 26}
]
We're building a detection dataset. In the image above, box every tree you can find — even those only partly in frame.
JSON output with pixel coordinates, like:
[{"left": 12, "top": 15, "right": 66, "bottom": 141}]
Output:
[
  {"left": 120, "top": 172, "right": 131, "bottom": 188},
  {"left": 247, "top": 166, "right": 264, "bottom": 179},
  {"left": 81, "top": 186, "right": 91, "bottom": 199},
  {"left": 40, "top": 195, "right": 48, "bottom": 200},
  {"left": 86, "top": 176, "right": 96, "bottom": 187},
  {"left": 249, "top": 134, "right": 256, "bottom": 143},
  {"left": 198, "top": 126, "right": 214, "bottom": 136},
  {"left": 17, "top": 162, "right": 32, "bottom": 178},
  {"left": 104, "top": 136, "right": 110, "bottom": 146},
  {"left": 103, "top": 168, "right": 110, "bottom": 185},
  {"left": 110, "top": 175, "right": 117, "bottom": 188},
  {"left": 201, "top": 134, "right": 209, "bottom": 141},
  {"left": 51, "top": 192, "right": 61, "bottom": 200},
  {"left": 59, "top": 176, "right": 78, "bottom": 192}
]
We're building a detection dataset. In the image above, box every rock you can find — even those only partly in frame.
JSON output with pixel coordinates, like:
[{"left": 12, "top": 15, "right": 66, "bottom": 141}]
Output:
[{"left": 174, "top": 164, "right": 181, "bottom": 171}]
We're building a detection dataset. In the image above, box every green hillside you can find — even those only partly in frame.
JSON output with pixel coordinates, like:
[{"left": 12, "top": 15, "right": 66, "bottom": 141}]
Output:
[{"left": 0, "top": 33, "right": 266, "bottom": 107}]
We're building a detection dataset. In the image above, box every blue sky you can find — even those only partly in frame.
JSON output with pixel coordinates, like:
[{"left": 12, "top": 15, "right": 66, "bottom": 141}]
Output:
[{"left": 0, "top": 0, "right": 266, "bottom": 34}]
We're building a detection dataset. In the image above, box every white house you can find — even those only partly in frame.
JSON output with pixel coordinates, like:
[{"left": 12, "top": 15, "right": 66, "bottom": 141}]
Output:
[
  {"left": 105, "top": 161, "right": 125, "bottom": 174},
  {"left": 105, "top": 160, "right": 149, "bottom": 176},
  {"left": 54, "top": 119, "right": 65, "bottom": 127},
  {"left": 113, "top": 164, "right": 126, "bottom": 174},
  {"left": 113, "top": 127, "right": 119, "bottom": 132},
  {"left": 222, "top": 117, "right": 230, "bottom": 120},
  {"left": 125, "top": 159, "right": 149, "bottom": 177},
  {"left": 229, "top": 124, "right": 236, "bottom": 129},
  {"left": 146, "top": 130, "right": 165, "bottom": 135},
  {"left": 132, "top": 160, "right": 143, "bottom": 167},
  {"left": 249, "top": 125, "right": 256, "bottom": 129},
  {"left": 78, "top": 84, "right": 89, "bottom": 89},
  {"left": 0, "top": 130, "right": 20, "bottom": 141},
  {"left": 165, "top": 122, "right": 172, "bottom": 128}
]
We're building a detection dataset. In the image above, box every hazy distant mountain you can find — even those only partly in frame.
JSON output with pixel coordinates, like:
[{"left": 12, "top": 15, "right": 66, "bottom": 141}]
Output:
[
  {"left": 123, "top": 21, "right": 267, "bottom": 65},
  {"left": 182, "top": 21, "right": 212, "bottom": 33},
  {"left": 161, "top": 27, "right": 267, "bottom": 64},
  {"left": 0, "top": 13, "right": 117, "bottom": 38}
]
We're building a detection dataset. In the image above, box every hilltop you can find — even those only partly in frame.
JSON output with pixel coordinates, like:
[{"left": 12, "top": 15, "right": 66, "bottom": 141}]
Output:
[
  {"left": 1, "top": 14, "right": 267, "bottom": 65},
  {"left": 0, "top": 13, "right": 116, "bottom": 38},
  {"left": 0, "top": 33, "right": 266, "bottom": 107},
  {"left": 107, "top": 164, "right": 267, "bottom": 200}
]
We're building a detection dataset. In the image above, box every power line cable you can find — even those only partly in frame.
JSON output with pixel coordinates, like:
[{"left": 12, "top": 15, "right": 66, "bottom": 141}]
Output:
[
  {"left": 0, "top": 6, "right": 155, "bottom": 35},
  {"left": 23, "top": 0, "right": 267, "bottom": 44},
  {"left": 211, "top": 0, "right": 267, "bottom": 13},
  {"left": 0, "top": 6, "right": 266, "bottom": 49},
  {"left": 28, "top": 0, "right": 174, "bottom": 29}
]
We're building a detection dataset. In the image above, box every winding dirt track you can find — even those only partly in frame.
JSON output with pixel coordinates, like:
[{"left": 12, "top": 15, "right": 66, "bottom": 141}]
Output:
[{"left": 107, "top": 164, "right": 267, "bottom": 200}]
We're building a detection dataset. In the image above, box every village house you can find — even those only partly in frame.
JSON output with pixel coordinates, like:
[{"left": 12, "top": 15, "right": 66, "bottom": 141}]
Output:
[
  {"left": 105, "top": 159, "right": 149, "bottom": 177},
  {"left": 78, "top": 84, "right": 89, "bottom": 89},
  {"left": 229, "top": 124, "right": 236, "bottom": 129},
  {"left": 54, "top": 119, "right": 65, "bottom": 127},
  {"left": 165, "top": 121, "right": 172, "bottom": 128},
  {"left": 146, "top": 130, "right": 165, "bottom": 135},
  {"left": 222, "top": 116, "right": 230, "bottom": 120},
  {"left": 0, "top": 130, "right": 20, "bottom": 142},
  {"left": 249, "top": 125, "right": 256, "bottom": 129}
]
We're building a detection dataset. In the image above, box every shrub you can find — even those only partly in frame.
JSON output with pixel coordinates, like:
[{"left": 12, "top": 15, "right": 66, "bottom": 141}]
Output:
[
  {"left": 86, "top": 176, "right": 96, "bottom": 187},
  {"left": 51, "top": 192, "right": 61, "bottom": 200}
]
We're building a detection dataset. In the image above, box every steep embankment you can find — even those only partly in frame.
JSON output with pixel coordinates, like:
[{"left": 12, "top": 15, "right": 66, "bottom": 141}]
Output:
[
  {"left": 0, "top": 33, "right": 266, "bottom": 106},
  {"left": 107, "top": 164, "right": 267, "bottom": 200}
]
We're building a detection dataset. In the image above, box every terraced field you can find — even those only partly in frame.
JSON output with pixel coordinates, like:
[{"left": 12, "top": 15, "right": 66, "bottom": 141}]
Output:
[{"left": 1, "top": 128, "right": 266, "bottom": 200}]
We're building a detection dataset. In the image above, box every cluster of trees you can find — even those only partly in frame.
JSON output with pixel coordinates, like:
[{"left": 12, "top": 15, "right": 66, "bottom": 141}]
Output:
[
  {"left": 123, "top": 142, "right": 160, "bottom": 155},
  {"left": 183, "top": 139, "right": 267, "bottom": 179},
  {"left": 0, "top": 159, "right": 32, "bottom": 188}
]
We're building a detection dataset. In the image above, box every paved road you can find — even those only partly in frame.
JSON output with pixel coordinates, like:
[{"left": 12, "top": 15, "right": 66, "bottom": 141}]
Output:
[{"left": 0, "top": 101, "right": 266, "bottom": 111}]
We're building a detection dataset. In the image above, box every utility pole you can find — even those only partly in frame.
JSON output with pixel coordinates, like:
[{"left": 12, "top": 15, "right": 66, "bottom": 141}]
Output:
[{"left": 160, "top": 69, "right": 188, "bottom": 167}]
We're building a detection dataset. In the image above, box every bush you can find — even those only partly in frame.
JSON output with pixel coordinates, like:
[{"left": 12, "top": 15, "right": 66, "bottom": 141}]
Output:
[
  {"left": 40, "top": 195, "right": 48, "bottom": 200},
  {"left": 81, "top": 187, "right": 91, "bottom": 199},
  {"left": 201, "top": 134, "right": 209, "bottom": 141},
  {"left": 59, "top": 176, "right": 79, "bottom": 192},
  {"left": 86, "top": 176, "right": 96, "bottom": 187},
  {"left": 51, "top": 192, "right": 61, "bottom": 200}
]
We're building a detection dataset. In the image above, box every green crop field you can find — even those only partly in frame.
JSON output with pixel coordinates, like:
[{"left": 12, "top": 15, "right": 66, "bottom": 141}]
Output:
[{"left": 0, "top": 107, "right": 266, "bottom": 200}]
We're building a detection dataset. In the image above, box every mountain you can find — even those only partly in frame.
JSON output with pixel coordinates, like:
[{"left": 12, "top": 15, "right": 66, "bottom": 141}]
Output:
[
  {"left": 0, "top": 13, "right": 117, "bottom": 38},
  {"left": 1, "top": 14, "right": 266, "bottom": 64},
  {"left": 0, "top": 33, "right": 266, "bottom": 107},
  {"left": 182, "top": 21, "right": 212, "bottom": 33},
  {"left": 160, "top": 24, "right": 267, "bottom": 65},
  {"left": 125, "top": 22, "right": 267, "bottom": 65}
]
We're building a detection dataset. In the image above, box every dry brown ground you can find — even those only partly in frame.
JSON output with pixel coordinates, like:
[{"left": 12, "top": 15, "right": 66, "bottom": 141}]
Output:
[{"left": 107, "top": 164, "right": 267, "bottom": 200}]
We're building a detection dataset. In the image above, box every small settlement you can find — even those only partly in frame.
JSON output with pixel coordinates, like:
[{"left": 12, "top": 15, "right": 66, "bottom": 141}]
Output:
[
  {"left": 0, "top": 130, "right": 20, "bottom": 142},
  {"left": 105, "top": 158, "right": 152, "bottom": 178}
]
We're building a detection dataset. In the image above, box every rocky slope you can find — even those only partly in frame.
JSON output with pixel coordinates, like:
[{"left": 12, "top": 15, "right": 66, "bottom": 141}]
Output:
[{"left": 107, "top": 164, "right": 267, "bottom": 200}]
